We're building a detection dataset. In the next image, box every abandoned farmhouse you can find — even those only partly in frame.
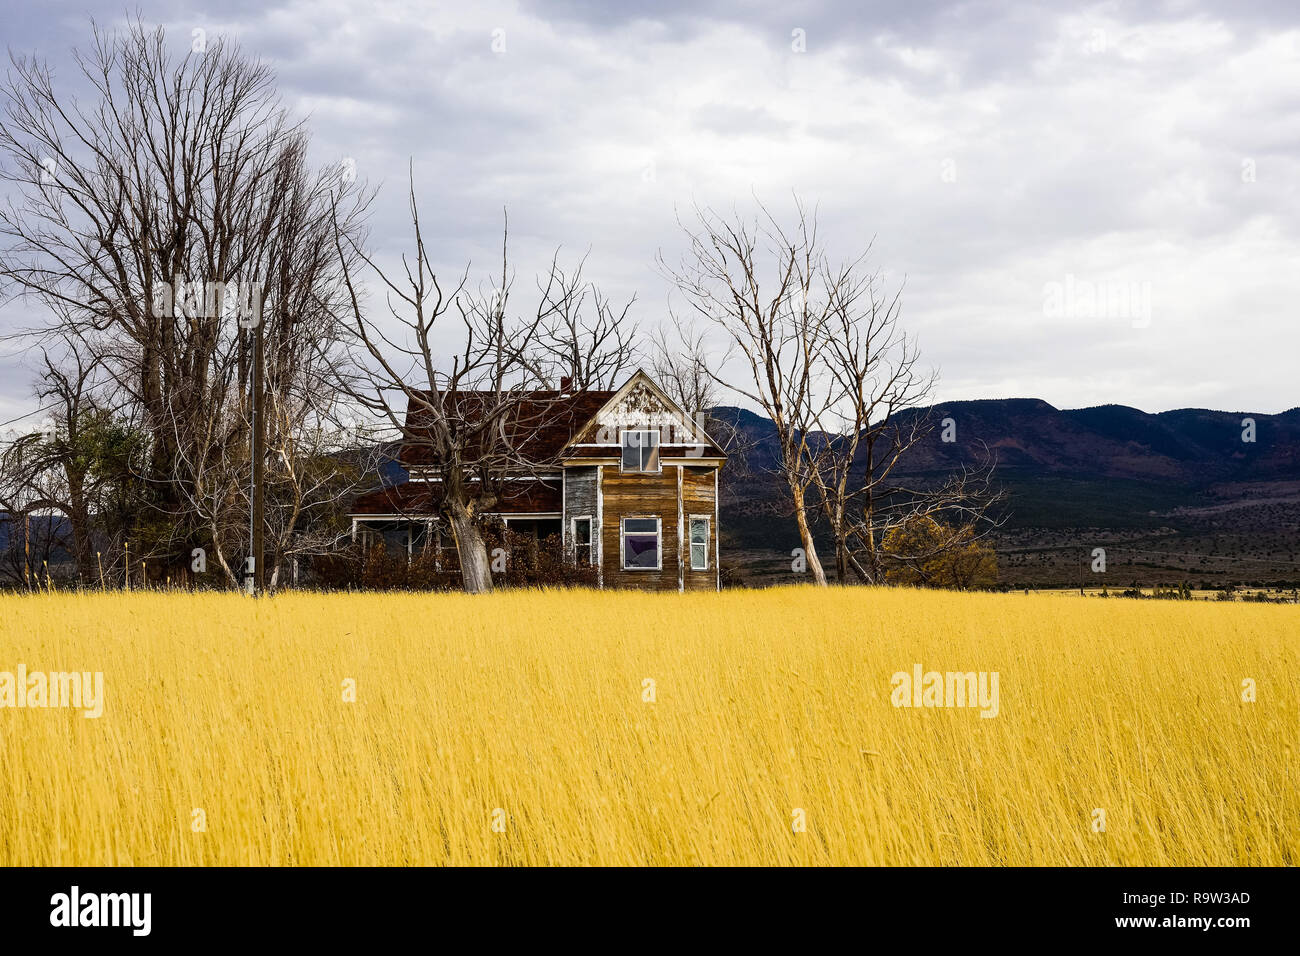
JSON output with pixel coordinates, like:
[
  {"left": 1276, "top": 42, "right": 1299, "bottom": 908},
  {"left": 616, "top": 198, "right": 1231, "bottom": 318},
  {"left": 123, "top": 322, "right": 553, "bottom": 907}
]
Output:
[{"left": 348, "top": 371, "right": 726, "bottom": 591}]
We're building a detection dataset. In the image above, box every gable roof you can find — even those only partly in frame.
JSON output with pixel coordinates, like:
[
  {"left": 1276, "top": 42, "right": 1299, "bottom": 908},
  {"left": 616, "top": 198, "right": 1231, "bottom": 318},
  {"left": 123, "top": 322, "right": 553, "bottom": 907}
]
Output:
[
  {"left": 351, "top": 478, "right": 562, "bottom": 516},
  {"left": 397, "top": 369, "right": 726, "bottom": 469},
  {"left": 399, "top": 388, "right": 615, "bottom": 468}
]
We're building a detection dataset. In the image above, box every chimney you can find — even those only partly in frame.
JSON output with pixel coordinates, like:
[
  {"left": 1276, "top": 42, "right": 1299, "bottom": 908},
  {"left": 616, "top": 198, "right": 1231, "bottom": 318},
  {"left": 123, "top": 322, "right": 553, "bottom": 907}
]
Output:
[{"left": 559, "top": 375, "right": 573, "bottom": 394}]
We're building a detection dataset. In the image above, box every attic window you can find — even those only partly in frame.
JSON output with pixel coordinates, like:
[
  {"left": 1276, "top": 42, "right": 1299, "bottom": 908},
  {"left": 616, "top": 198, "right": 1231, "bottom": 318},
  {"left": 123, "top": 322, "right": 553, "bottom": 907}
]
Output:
[{"left": 620, "top": 429, "right": 660, "bottom": 473}]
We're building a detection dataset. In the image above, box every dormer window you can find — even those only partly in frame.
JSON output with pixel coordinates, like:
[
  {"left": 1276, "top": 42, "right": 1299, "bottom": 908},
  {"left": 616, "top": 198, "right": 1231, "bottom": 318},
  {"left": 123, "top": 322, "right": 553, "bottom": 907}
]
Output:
[{"left": 620, "top": 429, "right": 660, "bottom": 473}]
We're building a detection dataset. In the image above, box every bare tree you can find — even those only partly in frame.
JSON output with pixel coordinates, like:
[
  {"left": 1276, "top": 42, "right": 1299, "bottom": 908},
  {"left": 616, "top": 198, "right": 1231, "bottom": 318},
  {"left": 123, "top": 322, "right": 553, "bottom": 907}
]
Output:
[
  {"left": 803, "top": 257, "right": 1001, "bottom": 582},
  {"left": 794, "top": 246, "right": 1002, "bottom": 585},
  {"left": 663, "top": 197, "right": 1001, "bottom": 587},
  {"left": 0, "top": 19, "right": 368, "bottom": 582},
  {"left": 660, "top": 199, "right": 835, "bottom": 584},
  {"left": 805, "top": 261, "right": 1003, "bottom": 583},
  {"left": 164, "top": 364, "right": 374, "bottom": 589},
  {"left": 525, "top": 250, "right": 638, "bottom": 390},
  {"left": 802, "top": 255, "right": 923, "bottom": 581},
  {"left": 333, "top": 176, "right": 635, "bottom": 593}
]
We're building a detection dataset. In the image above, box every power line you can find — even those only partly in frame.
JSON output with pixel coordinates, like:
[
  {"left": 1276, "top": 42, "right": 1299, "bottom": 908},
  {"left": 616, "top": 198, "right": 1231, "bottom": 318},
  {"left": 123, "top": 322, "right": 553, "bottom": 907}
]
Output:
[{"left": 0, "top": 401, "right": 60, "bottom": 430}]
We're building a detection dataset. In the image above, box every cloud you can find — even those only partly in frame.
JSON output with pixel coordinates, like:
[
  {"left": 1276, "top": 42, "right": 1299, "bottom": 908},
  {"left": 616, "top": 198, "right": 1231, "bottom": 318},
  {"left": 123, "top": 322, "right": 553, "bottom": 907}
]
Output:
[{"left": 1, "top": 0, "right": 1297, "bottom": 416}]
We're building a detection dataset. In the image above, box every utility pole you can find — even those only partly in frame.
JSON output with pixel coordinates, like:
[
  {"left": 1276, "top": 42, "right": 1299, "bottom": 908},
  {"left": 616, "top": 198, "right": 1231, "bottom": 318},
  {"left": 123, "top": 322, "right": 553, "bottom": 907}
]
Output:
[
  {"left": 252, "top": 314, "right": 265, "bottom": 594},
  {"left": 245, "top": 286, "right": 266, "bottom": 596}
]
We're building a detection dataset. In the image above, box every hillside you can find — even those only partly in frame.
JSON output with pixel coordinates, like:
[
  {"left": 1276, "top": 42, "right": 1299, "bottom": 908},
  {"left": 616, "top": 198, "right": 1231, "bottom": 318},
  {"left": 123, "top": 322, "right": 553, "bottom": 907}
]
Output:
[{"left": 711, "top": 400, "right": 1300, "bottom": 588}]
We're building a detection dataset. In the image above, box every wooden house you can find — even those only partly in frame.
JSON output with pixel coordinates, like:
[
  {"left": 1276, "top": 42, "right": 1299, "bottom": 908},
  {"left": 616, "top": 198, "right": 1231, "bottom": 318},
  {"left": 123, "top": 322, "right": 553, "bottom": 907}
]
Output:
[{"left": 348, "top": 370, "right": 727, "bottom": 591}]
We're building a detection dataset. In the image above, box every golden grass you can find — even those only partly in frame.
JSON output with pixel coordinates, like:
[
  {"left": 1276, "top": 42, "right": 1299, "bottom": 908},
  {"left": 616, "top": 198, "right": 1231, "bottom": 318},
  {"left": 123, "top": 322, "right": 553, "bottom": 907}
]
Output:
[{"left": 0, "top": 586, "right": 1294, "bottom": 865}]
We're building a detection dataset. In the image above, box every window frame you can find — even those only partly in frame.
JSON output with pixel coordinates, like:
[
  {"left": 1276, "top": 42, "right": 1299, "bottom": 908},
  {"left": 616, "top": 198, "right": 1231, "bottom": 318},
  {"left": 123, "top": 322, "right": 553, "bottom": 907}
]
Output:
[
  {"left": 620, "top": 515, "right": 662, "bottom": 571},
  {"left": 570, "top": 515, "right": 594, "bottom": 566},
  {"left": 618, "top": 428, "right": 662, "bottom": 474},
  {"left": 688, "top": 515, "right": 710, "bottom": 571}
]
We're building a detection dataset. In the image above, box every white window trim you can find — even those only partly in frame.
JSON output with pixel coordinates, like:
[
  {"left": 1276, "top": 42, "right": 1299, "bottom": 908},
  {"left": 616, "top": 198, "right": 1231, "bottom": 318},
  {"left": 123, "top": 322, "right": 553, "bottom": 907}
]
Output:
[
  {"left": 570, "top": 515, "right": 594, "bottom": 565},
  {"left": 688, "top": 515, "right": 710, "bottom": 571},
  {"left": 618, "top": 428, "right": 662, "bottom": 474},
  {"left": 620, "top": 515, "right": 662, "bottom": 571}
]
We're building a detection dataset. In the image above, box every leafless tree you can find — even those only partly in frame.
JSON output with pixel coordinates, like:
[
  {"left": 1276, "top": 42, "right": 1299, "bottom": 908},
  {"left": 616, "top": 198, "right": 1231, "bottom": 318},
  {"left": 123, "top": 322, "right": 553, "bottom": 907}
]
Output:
[
  {"left": 524, "top": 250, "right": 638, "bottom": 390},
  {"left": 804, "top": 257, "right": 1002, "bottom": 583},
  {"left": 803, "top": 259, "right": 1002, "bottom": 584},
  {"left": 27, "top": 345, "right": 101, "bottom": 581},
  {"left": 332, "top": 175, "right": 636, "bottom": 593},
  {"left": 803, "top": 256, "right": 918, "bottom": 581},
  {"left": 660, "top": 198, "right": 835, "bottom": 584},
  {"left": 163, "top": 361, "right": 375, "bottom": 589},
  {"left": 663, "top": 197, "right": 1000, "bottom": 586},
  {"left": 0, "top": 20, "right": 370, "bottom": 583}
]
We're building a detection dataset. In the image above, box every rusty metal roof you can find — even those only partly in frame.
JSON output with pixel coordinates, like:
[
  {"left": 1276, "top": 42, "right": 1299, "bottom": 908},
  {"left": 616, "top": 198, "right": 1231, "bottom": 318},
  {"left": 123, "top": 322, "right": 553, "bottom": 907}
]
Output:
[
  {"left": 399, "top": 389, "right": 615, "bottom": 468},
  {"left": 351, "top": 478, "right": 562, "bottom": 516}
]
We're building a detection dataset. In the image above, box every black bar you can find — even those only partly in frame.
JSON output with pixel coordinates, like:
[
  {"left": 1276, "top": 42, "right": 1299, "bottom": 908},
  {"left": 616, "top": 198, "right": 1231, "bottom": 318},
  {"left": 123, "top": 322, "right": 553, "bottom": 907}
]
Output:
[{"left": 0, "top": 866, "right": 1288, "bottom": 943}]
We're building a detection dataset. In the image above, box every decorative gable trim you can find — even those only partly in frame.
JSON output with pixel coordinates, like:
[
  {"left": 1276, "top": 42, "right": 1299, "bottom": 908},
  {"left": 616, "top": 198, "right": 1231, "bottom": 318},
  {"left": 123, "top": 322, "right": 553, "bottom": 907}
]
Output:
[{"left": 561, "top": 369, "right": 722, "bottom": 453}]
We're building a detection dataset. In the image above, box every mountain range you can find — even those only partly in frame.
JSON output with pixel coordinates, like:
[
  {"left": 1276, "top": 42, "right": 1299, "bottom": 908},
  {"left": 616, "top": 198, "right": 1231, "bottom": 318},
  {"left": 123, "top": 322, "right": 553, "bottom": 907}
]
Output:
[{"left": 713, "top": 399, "right": 1300, "bottom": 587}]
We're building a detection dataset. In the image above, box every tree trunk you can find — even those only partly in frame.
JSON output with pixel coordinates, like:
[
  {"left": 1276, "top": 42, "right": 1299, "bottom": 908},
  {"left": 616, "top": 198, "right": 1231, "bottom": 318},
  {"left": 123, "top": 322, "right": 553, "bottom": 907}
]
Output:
[
  {"left": 65, "top": 474, "right": 95, "bottom": 584},
  {"left": 845, "top": 551, "right": 872, "bottom": 585},
  {"left": 446, "top": 500, "right": 494, "bottom": 594},
  {"left": 791, "top": 486, "right": 827, "bottom": 586}
]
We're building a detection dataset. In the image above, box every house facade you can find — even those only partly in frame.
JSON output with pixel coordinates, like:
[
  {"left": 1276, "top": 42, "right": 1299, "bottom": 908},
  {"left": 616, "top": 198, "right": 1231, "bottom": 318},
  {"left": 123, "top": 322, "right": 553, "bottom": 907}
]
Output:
[{"left": 348, "top": 370, "right": 726, "bottom": 591}]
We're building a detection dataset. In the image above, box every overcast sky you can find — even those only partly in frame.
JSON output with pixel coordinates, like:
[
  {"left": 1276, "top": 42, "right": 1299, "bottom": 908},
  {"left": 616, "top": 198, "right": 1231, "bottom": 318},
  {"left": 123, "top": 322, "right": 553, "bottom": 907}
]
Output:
[{"left": 2, "top": 0, "right": 1298, "bottom": 424}]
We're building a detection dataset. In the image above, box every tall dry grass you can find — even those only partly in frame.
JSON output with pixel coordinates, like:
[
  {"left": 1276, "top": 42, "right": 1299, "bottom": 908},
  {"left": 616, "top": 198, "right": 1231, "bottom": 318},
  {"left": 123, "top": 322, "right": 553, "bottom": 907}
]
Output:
[{"left": 0, "top": 587, "right": 1294, "bottom": 865}]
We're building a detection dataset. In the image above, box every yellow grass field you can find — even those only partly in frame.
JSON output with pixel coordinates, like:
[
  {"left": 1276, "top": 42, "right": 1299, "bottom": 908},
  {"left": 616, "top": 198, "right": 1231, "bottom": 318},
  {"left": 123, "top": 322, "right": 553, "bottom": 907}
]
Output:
[{"left": 0, "top": 587, "right": 1294, "bottom": 866}]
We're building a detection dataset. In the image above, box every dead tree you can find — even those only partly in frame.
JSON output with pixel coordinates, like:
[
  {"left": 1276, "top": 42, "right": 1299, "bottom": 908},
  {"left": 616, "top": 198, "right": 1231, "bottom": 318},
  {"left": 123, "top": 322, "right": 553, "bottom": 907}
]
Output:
[
  {"left": 0, "top": 19, "right": 368, "bottom": 582},
  {"left": 333, "top": 176, "right": 634, "bottom": 593},
  {"left": 525, "top": 250, "right": 638, "bottom": 390},
  {"left": 803, "top": 254, "right": 930, "bottom": 583},
  {"left": 660, "top": 199, "right": 834, "bottom": 584},
  {"left": 798, "top": 241, "right": 1001, "bottom": 584}
]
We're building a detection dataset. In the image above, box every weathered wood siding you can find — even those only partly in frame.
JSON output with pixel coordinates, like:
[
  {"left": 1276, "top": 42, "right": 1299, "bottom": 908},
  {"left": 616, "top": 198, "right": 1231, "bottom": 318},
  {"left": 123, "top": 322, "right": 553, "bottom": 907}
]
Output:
[
  {"left": 681, "top": 465, "right": 719, "bottom": 591},
  {"left": 562, "top": 466, "right": 598, "bottom": 550},
  {"left": 559, "top": 372, "right": 723, "bottom": 592},
  {"left": 600, "top": 466, "right": 681, "bottom": 591}
]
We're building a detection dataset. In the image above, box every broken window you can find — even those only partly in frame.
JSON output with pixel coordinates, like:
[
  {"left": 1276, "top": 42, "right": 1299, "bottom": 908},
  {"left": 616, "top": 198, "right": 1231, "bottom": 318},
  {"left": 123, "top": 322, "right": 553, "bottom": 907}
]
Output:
[
  {"left": 621, "top": 517, "right": 660, "bottom": 569},
  {"left": 572, "top": 516, "right": 593, "bottom": 565}
]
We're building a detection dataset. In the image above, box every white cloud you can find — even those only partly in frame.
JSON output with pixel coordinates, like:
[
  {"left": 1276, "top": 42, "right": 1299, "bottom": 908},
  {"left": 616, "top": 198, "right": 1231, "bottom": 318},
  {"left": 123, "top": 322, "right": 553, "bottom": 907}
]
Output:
[{"left": 1, "top": 0, "right": 1297, "bottom": 414}]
